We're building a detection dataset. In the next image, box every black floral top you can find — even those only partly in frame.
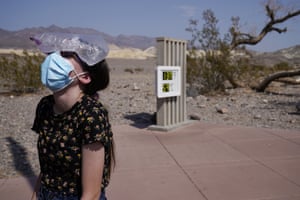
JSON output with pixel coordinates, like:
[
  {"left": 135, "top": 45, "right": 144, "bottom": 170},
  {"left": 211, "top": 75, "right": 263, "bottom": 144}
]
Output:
[{"left": 32, "top": 94, "right": 113, "bottom": 196}]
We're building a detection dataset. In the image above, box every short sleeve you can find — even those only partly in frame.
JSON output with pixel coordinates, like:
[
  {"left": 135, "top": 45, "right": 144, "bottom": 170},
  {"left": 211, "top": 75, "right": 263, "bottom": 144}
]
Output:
[
  {"left": 31, "top": 96, "right": 47, "bottom": 133},
  {"left": 81, "top": 106, "right": 112, "bottom": 147}
]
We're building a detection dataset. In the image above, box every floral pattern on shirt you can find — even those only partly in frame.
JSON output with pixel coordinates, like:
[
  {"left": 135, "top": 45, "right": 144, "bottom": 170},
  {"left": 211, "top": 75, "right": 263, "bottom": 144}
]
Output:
[{"left": 32, "top": 94, "right": 113, "bottom": 196}]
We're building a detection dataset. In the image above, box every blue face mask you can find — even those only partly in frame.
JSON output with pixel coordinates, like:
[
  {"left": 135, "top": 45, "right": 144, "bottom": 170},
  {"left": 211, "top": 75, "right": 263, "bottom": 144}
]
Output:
[{"left": 41, "top": 52, "right": 86, "bottom": 92}]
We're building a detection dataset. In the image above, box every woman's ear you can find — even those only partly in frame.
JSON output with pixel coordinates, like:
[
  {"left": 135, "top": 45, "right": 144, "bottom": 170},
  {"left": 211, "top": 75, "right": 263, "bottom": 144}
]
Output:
[{"left": 78, "top": 73, "right": 91, "bottom": 84}]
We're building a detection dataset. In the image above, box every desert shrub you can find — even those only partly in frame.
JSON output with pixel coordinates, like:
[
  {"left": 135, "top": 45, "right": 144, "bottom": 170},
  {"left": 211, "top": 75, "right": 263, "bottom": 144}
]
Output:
[
  {"left": 134, "top": 67, "right": 144, "bottom": 72},
  {"left": 194, "top": 53, "right": 227, "bottom": 93},
  {"left": 0, "top": 50, "right": 44, "bottom": 94},
  {"left": 186, "top": 9, "right": 242, "bottom": 95},
  {"left": 124, "top": 68, "right": 134, "bottom": 74},
  {"left": 124, "top": 67, "right": 144, "bottom": 74},
  {"left": 272, "top": 62, "right": 293, "bottom": 71},
  {"left": 186, "top": 43, "right": 248, "bottom": 94},
  {"left": 187, "top": 50, "right": 250, "bottom": 94},
  {"left": 245, "top": 62, "right": 293, "bottom": 79}
]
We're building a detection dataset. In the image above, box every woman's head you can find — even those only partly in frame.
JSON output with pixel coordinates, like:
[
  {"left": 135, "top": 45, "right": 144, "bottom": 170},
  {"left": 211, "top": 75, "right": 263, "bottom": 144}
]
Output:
[
  {"left": 82, "top": 59, "right": 110, "bottom": 95},
  {"left": 61, "top": 51, "right": 110, "bottom": 95},
  {"left": 32, "top": 32, "right": 110, "bottom": 95}
]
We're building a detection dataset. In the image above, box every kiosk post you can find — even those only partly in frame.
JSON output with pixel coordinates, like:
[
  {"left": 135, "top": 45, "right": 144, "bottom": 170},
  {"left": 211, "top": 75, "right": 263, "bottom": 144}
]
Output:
[{"left": 150, "top": 37, "right": 188, "bottom": 131}]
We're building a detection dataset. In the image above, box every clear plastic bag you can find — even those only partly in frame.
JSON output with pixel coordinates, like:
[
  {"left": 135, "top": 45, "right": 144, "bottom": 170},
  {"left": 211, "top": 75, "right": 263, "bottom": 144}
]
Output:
[{"left": 30, "top": 32, "right": 109, "bottom": 66}]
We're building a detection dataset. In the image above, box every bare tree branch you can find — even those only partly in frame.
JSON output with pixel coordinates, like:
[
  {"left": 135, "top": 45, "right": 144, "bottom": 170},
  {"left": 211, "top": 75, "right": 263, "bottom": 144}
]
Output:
[
  {"left": 254, "top": 69, "right": 300, "bottom": 92},
  {"left": 230, "top": 3, "right": 300, "bottom": 50}
]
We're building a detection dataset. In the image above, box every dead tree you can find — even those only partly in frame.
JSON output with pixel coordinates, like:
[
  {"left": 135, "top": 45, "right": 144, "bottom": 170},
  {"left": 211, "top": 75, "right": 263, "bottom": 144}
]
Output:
[
  {"left": 230, "top": 3, "right": 300, "bottom": 49},
  {"left": 229, "top": 1, "right": 300, "bottom": 92},
  {"left": 255, "top": 69, "right": 300, "bottom": 92}
]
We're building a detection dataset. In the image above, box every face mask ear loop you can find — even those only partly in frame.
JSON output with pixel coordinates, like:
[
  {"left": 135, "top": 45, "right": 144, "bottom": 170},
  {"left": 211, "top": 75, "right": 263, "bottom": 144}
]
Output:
[{"left": 71, "top": 71, "right": 88, "bottom": 81}]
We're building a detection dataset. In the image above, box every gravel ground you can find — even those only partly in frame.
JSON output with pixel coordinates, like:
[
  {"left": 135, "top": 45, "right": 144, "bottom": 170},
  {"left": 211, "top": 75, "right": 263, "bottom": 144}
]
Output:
[{"left": 0, "top": 58, "right": 299, "bottom": 178}]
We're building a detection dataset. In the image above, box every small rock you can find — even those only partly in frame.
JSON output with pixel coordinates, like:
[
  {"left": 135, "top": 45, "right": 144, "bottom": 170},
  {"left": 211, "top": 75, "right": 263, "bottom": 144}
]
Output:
[
  {"left": 187, "top": 97, "right": 194, "bottom": 103},
  {"left": 189, "top": 113, "right": 201, "bottom": 120},
  {"left": 198, "top": 104, "right": 206, "bottom": 108},
  {"left": 254, "top": 114, "right": 262, "bottom": 119},
  {"left": 195, "top": 95, "right": 207, "bottom": 102},
  {"left": 216, "top": 107, "right": 229, "bottom": 114},
  {"left": 133, "top": 83, "right": 140, "bottom": 91},
  {"left": 262, "top": 99, "right": 268, "bottom": 103},
  {"left": 289, "top": 119, "right": 296, "bottom": 123},
  {"left": 240, "top": 103, "right": 248, "bottom": 108},
  {"left": 230, "top": 97, "right": 237, "bottom": 102}
]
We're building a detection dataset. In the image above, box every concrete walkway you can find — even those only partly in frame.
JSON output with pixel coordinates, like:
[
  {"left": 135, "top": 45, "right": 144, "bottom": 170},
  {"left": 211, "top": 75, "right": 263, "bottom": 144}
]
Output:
[{"left": 1, "top": 122, "right": 300, "bottom": 200}]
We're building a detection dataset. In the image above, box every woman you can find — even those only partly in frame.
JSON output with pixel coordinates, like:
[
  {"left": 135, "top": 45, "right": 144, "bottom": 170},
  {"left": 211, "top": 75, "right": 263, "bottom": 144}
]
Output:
[{"left": 31, "top": 33, "right": 115, "bottom": 200}]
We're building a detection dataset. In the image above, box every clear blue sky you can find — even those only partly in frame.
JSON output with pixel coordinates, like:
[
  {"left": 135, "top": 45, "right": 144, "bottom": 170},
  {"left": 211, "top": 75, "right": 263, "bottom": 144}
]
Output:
[{"left": 0, "top": 0, "right": 299, "bottom": 52}]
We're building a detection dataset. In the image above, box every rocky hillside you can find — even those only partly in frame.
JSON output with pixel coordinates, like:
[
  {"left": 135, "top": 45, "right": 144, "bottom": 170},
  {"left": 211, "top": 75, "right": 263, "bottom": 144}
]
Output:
[
  {"left": 0, "top": 25, "right": 156, "bottom": 50},
  {"left": 1, "top": 25, "right": 300, "bottom": 64},
  {"left": 252, "top": 45, "right": 300, "bottom": 67}
]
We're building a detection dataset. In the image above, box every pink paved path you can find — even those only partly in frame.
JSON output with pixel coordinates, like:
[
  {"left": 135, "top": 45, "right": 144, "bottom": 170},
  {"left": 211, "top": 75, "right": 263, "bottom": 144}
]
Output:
[{"left": 1, "top": 122, "right": 300, "bottom": 200}]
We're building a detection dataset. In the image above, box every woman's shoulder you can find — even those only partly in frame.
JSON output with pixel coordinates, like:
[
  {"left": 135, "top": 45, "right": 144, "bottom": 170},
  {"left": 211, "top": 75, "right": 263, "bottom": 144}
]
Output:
[
  {"left": 81, "top": 95, "right": 108, "bottom": 114},
  {"left": 40, "top": 94, "right": 53, "bottom": 102},
  {"left": 37, "top": 95, "right": 54, "bottom": 109},
  {"left": 79, "top": 95, "right": 112, "bottom": 133}
]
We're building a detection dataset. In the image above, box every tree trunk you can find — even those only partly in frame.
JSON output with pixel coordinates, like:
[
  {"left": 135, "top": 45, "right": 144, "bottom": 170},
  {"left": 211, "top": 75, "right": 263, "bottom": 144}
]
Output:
[{"left": 254, "top": 69, "right": 300, "bottom": 92}]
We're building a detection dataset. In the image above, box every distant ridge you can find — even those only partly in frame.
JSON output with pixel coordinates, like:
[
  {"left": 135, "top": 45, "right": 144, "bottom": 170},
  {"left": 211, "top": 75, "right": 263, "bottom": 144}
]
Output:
[
  {"left": 0, "top": 25, "right": 156, "bottom": 50},
  {"left": 252, "top": 45, "right": 300, "bottom": 66},
  {"left": 0, "top": 25, "right": 300, "bottom": 65}
]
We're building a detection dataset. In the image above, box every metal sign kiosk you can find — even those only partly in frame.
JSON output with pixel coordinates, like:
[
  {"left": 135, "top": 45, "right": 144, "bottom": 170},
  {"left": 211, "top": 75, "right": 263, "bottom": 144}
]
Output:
[
  {"left": 157, "top": 66, "right": 181, "bottom": 98},
  {"left": 149, "top": 37, "right": 189, "bottom": 131}
]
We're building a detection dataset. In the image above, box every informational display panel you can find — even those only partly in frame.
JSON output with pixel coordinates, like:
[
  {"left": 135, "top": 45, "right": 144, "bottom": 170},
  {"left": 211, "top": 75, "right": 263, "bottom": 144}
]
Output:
[{"left": 156, "top": 66, "right": 181, "bottom": 98}]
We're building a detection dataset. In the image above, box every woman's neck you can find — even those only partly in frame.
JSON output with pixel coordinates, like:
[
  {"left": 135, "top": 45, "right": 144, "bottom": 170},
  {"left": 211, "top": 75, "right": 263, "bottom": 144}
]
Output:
[{"left": 53, "top": 89, "right": 83, "bottom": 114}]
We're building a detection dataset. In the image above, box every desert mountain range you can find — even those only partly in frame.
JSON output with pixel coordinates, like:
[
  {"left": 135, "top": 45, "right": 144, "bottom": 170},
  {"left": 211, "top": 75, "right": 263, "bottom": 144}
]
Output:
[
  {"left": 0, "top": 25, "right": 157, "bottom": 59},
  {"left": 0, "top": 25, "right": 300, "bottom": 65}
]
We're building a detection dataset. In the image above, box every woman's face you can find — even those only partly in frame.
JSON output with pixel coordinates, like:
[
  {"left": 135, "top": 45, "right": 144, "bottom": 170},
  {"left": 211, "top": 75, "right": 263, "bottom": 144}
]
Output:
[
  {"left": 67, "top": 56, "right": 85, "bottom": 77},
  {"left": 62, "top": 53, "right": 91, "bottom": 87},
  {"left": 60, "top": 52, "right": 88, "bottom": 81}
]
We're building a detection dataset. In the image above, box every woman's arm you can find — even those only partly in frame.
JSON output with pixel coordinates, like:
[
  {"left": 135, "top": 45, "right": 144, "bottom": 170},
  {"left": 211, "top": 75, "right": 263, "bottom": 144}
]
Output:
[
  {"left": 31, "top": 173, "right": 41, "bottom": 200},
  {"left": 81, "top": 142, "right": 105, "bottom": 200}
]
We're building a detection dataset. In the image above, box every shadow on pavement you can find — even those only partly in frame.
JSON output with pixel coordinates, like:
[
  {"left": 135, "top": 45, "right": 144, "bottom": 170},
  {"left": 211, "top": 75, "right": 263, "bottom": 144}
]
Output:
[
  {"left": 6, "top": 137, "right": 37, "bottom": 190},
  {"left": 124, "top": 112, "right": 156, "bottom": 129}
]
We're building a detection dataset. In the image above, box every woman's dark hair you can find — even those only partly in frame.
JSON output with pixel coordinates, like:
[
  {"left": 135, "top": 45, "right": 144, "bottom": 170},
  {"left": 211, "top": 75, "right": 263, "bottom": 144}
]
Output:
[
  {"left": 60, "top": 51, "right": 110, "bottom": 95},
  {"left": 83, "top": 58, "right": 115, "bottom": 174},
  {"left": 83, "top": 59, "right": 110, "bottom": 95}
]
